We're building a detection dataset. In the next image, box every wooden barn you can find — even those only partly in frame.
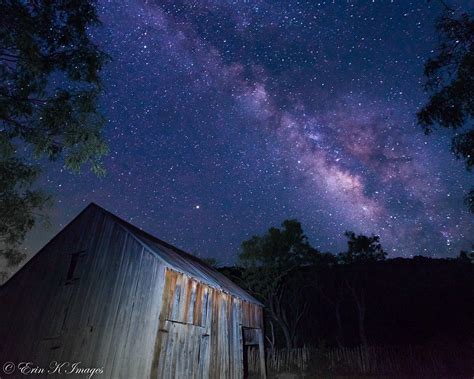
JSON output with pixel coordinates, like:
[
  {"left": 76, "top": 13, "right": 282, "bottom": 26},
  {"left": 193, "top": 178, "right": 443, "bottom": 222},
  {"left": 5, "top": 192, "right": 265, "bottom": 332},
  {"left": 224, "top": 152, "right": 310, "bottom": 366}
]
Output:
[{"left": 0, "top": 203, "right": 266, "bottom": 378}]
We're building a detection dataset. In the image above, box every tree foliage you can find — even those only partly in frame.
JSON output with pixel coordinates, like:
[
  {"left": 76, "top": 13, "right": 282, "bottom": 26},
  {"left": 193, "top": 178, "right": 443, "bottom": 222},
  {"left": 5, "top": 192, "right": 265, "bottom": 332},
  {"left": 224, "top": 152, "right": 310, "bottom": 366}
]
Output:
[
  {"left": 229, "top": 220, "right": 474, "bottom": 348},
  {"left": 0, "top": 0, "right": 109, "bottom": 265},
  {"left": 418, "top": 10, "right": 474, "bottom": 210},
  {"left": 338, "top": 231, "right": 387, "bottom": 264},
  {"left": 237, "top": 223, "right": 388, "bottom": 348},
  {"left": 0, "top": 152, "right": 51, "bottom": 265},
  {"left": 458, "top": 247, "right": 474, "bottom": 263},
  {"left": 239, "top": 220, "right": 318, "bottom": 349}
]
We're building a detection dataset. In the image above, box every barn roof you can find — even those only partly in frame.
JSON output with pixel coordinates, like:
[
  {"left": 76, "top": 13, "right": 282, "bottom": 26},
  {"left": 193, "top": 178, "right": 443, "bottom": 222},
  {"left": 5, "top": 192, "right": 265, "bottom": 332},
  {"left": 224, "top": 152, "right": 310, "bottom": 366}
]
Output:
[{"left": 91, "top": 203, "right": 263, "bottom": 306}]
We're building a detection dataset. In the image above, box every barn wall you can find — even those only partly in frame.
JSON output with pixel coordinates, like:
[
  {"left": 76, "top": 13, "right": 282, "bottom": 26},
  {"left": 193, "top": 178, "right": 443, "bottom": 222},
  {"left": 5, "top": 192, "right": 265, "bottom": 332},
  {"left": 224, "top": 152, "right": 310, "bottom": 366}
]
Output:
[
  {"left": 152, "top": 268, "right": 264, "bottom": 379},
  {"left": 0, "top": 205, "right": 265, "bottom": 378},
  {"left": 0, "top": 206, "right": 166, "bottom": 378}
]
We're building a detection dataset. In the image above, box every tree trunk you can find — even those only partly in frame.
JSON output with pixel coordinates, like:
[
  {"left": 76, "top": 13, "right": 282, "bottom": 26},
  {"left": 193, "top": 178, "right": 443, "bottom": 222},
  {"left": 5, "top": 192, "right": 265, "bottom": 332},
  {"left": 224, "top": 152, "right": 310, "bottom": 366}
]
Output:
[
  {"left": 358, "top": 314, "right": 367, "bottom": 346},
  {"left": 269, "top": 295, "right": 294, "bottom": 349},
  {"left": 315, "top": 280, "right": 345, "bottom": 348},
  {"left": 334, "top": 300, "right": 344, "bottom": 348},
  {"left": 265, "top": 319, "right": 276, "bottom": 351},
  {"left": 279, "top": 319, "right": 293, "bottom": 350},
  {"left": 355, "top": 299, "right": 367, "bottom": 346},
  {"left": 347, "top": 279, "right": 367, "bottom": 347}
]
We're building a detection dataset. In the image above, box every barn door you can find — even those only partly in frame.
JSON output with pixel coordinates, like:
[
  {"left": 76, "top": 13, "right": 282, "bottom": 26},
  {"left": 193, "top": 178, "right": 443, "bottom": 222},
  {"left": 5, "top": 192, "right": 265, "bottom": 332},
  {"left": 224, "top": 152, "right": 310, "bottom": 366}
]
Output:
[
  {"left": 156, "top": 320, "right": 210, "bottom": 379},
  {"left": 242, "top": 327, "right": 266, "bottom": 379}
]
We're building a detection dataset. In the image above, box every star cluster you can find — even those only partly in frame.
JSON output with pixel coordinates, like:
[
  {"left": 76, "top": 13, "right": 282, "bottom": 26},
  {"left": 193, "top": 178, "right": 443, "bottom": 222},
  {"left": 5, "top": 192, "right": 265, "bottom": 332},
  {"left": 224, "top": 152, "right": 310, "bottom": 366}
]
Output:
[{"left": 30, "top": 0, "right": 473, "bottom": 264}]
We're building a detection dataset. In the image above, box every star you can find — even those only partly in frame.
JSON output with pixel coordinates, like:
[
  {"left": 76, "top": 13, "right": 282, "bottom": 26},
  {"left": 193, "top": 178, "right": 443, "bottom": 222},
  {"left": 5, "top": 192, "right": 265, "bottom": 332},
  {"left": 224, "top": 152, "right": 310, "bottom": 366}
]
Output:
[{"left": 21, "top": 0, "right": 473, "bottom": 264}]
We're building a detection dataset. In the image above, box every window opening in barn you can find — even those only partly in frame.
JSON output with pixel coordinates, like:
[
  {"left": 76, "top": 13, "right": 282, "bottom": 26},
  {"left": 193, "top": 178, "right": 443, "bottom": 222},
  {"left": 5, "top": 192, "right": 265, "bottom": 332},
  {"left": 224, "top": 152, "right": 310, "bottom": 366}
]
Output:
[{"left": 65, "top": 251, "right": 85, "bottom": 284}]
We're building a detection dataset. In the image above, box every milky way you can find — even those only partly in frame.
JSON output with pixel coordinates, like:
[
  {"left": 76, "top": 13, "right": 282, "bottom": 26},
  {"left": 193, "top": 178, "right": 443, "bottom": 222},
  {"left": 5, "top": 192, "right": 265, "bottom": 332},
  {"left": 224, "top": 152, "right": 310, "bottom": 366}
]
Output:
[{"left": 25, "top": 0, "right": 473, "bottom": 265}]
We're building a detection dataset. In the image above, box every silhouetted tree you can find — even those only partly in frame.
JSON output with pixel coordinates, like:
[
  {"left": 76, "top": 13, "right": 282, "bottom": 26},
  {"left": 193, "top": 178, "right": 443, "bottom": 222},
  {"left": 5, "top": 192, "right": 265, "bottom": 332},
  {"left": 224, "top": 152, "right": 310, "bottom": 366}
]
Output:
[
  {"left": 311, "top": 265, "right": 345, "bottom": 347},
  {"left": 338, "top": 231, "right": 387, "bottom": 346},
  {"left": 239, "top": 219, "right": 317, "bottom": 349},
  {"left": 418, "top": 9, "right": 474, "bottom": 211},
  {"left": 1, "top": 0, "right": 109, "bottom": 266},
  {"left": 458, "top": 247, "right": 474, "bottom": 263},
  {"left": 226, "top": 220, "right": 473, "bottom": 350},
  {"left": 201, "top": 257, "right": 219, "bottom": 267},
  {"left": 339, "top": 231, "right": 387, "bottom": 264}
]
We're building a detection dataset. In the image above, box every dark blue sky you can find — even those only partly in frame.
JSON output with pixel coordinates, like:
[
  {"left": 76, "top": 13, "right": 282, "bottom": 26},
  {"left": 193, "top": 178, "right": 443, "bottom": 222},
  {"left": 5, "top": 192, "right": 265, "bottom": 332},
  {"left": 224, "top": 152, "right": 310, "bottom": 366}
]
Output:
[{"left": 27, "top": 0, "right": 473, "bottom": 265}]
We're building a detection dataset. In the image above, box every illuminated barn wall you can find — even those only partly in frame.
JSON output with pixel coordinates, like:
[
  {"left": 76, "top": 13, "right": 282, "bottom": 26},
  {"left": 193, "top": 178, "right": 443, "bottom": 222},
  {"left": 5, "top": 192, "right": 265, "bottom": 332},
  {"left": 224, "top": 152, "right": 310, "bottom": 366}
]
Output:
[{"left": 0, "top": 204, "right": 265, "bottom": 378}]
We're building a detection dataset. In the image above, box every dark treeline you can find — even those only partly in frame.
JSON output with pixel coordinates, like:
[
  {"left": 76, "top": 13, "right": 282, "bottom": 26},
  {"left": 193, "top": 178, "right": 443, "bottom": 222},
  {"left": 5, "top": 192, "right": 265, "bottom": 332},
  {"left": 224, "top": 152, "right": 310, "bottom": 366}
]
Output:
[
  {"left": 220, "top": 220, "right": 474, "bottom": 350},
  {"left": 297, "top": 257, "right": 472, "bottom": 348}
]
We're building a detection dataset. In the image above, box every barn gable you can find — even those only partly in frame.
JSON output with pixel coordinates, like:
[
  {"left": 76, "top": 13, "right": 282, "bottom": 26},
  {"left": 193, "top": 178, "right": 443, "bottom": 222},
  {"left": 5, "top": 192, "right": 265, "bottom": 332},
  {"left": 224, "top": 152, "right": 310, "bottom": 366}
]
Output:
[
  {"left": 2, "top": 203, "right": 261, "bottom": 305},
  {"left": 0, "top": 203, "right": 169, "bottom": 377},
  {"left": 0, "top": 203, "right": 266, "bottom": 378},
  {"left": 96, "top": 203, "right": 262, "bottom": 306}
]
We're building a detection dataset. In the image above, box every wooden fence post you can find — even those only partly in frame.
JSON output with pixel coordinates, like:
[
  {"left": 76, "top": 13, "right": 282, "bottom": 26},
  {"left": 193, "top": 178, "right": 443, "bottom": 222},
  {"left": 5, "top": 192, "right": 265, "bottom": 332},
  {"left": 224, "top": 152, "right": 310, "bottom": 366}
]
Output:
[{"left": 257, "top": 329, "right": 267, "bottom": 378}]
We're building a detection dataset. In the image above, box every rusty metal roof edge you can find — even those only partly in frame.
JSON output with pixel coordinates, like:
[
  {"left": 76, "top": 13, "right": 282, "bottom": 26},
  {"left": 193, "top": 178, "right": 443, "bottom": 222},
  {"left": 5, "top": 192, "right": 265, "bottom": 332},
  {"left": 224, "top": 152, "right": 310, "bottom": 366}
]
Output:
[
  {"left": 127, "top": 227, "right": 263, "bottom": 307},
  {"left": 121, "top": 224, "right": 264, "bottom": 307},
  {"left": 161, "top": 264, "right": 264, "bottom": 309},
  {"left": 92, "top": 203, "right": 263, "bottom": 307}
]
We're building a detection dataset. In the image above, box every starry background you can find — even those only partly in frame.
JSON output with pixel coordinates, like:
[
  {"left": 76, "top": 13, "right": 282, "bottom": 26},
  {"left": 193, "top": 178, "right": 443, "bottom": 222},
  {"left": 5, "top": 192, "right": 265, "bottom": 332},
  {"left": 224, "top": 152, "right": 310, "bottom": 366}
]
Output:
[{"left": 25, "top": 0, "right": 474, "bottom": 265}]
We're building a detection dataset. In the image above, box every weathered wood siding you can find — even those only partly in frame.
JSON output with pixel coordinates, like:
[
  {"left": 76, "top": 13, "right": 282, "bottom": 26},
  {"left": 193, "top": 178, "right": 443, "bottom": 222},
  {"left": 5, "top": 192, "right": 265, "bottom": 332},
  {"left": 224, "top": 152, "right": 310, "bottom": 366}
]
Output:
[
  {"left": 0, "top": 206, "right": 166, "bottom": 378},
  {"left": 0, "top": 205, "right": 265, "bottom": 378},
  {"left": 152, "top": 268, "right": 264, "bottom": 379}
]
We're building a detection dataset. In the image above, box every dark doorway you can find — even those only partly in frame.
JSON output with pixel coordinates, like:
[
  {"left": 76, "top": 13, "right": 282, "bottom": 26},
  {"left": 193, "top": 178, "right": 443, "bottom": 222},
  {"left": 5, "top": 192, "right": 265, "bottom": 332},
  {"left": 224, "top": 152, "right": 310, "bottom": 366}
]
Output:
[
  {"left": 243, "top": 343, "right": 249, "bottom": 378},
  {"left": 242, "top": 327, "right": 259, "bottom": 378}
]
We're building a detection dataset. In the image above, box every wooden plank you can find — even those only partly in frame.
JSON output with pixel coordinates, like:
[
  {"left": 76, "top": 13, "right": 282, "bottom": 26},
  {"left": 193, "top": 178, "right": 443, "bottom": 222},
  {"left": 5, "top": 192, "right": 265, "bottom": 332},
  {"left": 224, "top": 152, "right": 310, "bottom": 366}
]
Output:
[
  {"left": 258, "top": 328, "right": 267, "bottom": 379},
  {"left": 0, "top": 206, "right": 265, "bottom": 379}
]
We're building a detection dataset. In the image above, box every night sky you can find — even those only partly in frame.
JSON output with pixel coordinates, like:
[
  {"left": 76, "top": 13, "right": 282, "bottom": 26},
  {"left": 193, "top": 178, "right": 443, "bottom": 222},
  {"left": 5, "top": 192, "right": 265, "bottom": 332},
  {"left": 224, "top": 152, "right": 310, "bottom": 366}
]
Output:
[{"left": 26, "top": 0, "right": 474, "bottom": 265}]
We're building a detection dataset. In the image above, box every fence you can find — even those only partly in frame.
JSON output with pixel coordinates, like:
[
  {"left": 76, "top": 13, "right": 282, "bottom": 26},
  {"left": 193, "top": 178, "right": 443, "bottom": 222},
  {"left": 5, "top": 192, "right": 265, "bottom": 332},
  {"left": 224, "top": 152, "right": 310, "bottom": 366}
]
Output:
[{"left": 247, "top": 345, "right": 472, "bottom": 377}]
